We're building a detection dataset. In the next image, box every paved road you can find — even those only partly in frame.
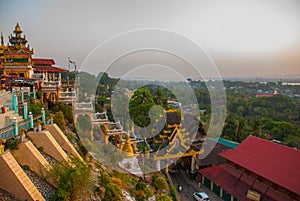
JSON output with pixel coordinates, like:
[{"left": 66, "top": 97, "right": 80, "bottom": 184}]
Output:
[{"left": 170, "top": 169, "right": 222, "bottom": 201}]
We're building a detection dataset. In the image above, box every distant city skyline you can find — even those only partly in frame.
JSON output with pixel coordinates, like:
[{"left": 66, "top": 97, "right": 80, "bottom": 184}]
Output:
[{"left": 1, "top": 0, "right": 300, "bottom": 79}]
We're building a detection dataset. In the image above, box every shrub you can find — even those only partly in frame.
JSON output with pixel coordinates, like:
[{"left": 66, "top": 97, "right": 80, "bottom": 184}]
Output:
[
  {"left": 28, "top": 101, "right": 43, "bottom": 114},
  {"left": 143, "top": 187, "right": 154, "bottom": 199},
  {"left": 135, "top": 182, "right": 146, "bottom": 191},
  {"left": 98, "top": 173, "right": 112, "bottom": 187},
  {"left": 111, "top": 177, "right": 123, "bottom": 189},
  {"left": 103, "top": 183, "right": 122, "bottom": 201},
  {"left": 21, "top": 165, "right": 30, "bottom": 171},
  {"left": 151, "top": 172, "right": 159, "bottom": 182},
  {"left": 135, "top": 190, "right": 146, "bottom": 201},
  {"left": 157, "top": 194, "right": 172, "bottom": 201},
  {"left": 37, "top": 146, "right": 44, "bottom": 152},
  {"left": 49, "top": 159, "right": 91, "bottom": 201},
  {"left": 152, "top": 177, "right": 168, "bottom": 192},
  {"left": 54, "top": 111, "right": 66, "bottom": 130},
  {"left": 6, "top": 138, "right": 21, "bottom": 150},
  {"left": 169, "top": 185, "right": 177, "bottom": 201},
  {"left": 36, "top": 91, "right": 42, "bottom": 99}
]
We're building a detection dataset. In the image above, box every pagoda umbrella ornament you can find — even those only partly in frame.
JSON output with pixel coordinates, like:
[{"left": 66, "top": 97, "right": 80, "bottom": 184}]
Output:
[{"left": 68, "top": 57, "right": 76, "bottom": 70}]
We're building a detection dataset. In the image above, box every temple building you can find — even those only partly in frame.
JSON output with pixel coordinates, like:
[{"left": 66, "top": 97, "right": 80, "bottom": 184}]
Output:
[
  {"left": 32, "top": 58, "right": 68, "bottom": 102},
  {"left": 0, "top": 23, "right": 34, "bottom": 78},
  {"left": 198, "top": 136, "right": 300, "bottom": 201},
  {"left": 0, "top": 23, "right": 76, "bottom": 103},
  {"left": 150, "top": 110, "right": 207, "bottom": 171}
]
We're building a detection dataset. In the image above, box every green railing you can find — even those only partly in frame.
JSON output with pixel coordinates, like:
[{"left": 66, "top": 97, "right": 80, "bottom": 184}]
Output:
[
  {"left": 0, "top": 114, "right": 42, "bottom": 140},
  {"left": 0, "top": 125, "right": 14, "bottom": 139},
  {"left": 215, "top": 137, "right": 239, "bottom": 149}
]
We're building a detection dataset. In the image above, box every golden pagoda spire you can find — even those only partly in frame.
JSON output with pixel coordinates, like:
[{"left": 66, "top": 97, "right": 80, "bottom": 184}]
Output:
[
  {"left": 15, "top": 22, "right": 21, "bottom": 33},
  {"left": 122, "top": 130, "right": 134, "bottom": 157}
]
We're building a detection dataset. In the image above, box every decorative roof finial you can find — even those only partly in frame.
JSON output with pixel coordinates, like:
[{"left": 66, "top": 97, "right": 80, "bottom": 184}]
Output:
[{"left": 14, "top": 22, "right": 22, "bottom": 34}]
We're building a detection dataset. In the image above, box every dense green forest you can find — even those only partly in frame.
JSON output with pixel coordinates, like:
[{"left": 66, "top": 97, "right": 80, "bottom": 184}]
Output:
[{"left": 72, "top": 71, "right": 300, "bottom": 148}]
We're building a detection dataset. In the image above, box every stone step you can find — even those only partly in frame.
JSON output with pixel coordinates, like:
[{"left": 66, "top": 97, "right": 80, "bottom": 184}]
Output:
[
  {"left": 12, "top": 141, "right": 56, "bottom": 187},
  {"left": 0, "top": 93, "right": 11, "bottom": 106},
  {"left": 0, "top": 111, "right": 23, "bottom": 128},
  {"left": 44, "top": 124, "right": 83, "bottom": 161},
  {"left": 0, "top": 152, "right": 45, "bottom": 201},
  {"left": 27, "top": 130, "right": 70, "bottom": 163}
]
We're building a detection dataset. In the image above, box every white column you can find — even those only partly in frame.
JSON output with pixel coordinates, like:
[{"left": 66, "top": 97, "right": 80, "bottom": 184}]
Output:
[
  {"left": 191, "top": 155, "right": 196, "bottom": 171},
  {"left": 156, "top": 160, "right": 161, "bottom": 170}
]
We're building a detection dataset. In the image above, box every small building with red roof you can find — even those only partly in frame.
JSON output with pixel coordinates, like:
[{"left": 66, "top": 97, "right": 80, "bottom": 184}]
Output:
[
  {"left": 255, "top": 93, "right": 274, "bottom": 98},
  {"left": 198, "top": 136, "right": 300, "bottom": 201}
]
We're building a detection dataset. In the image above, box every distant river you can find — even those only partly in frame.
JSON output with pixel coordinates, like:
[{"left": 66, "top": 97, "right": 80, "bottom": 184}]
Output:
[{"left": 282, "top": 82, "right": 300, "bottom": 86}]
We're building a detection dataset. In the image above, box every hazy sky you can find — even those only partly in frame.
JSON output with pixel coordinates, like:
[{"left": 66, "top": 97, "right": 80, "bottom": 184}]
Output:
[{"left": 1, "top": 0, "right": 300, "bottom": 79}]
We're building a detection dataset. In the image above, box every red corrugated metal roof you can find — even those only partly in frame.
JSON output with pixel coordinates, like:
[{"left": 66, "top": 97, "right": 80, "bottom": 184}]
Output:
[
  {"left": 33, "top": 66, "right": 68, "bottom": 72},
  {"left": 219, "top": 136, "right": 300, "bottom": 195},
  {"left": 199, "top": 164, "right": 292, "bottom": 201},
  {"left": 200, "top": 165, "right": 253, "bottom": 201},
  {"left": 32, "top": 58, "right": 55, "bottom": 65}
]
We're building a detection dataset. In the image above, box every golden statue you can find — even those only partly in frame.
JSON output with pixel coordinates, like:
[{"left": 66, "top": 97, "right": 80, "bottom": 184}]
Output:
[
  {"left": 21, "top": 128, "right": 26, "bottom": 142},
  {"left": 0, "top": 138, "right": 6, "bottom": 154}
]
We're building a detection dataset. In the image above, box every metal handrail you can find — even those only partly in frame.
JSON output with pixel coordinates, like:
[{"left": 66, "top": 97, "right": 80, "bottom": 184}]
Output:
[{"left": 0, "top": 114, "right": 42, "bottom": 140}]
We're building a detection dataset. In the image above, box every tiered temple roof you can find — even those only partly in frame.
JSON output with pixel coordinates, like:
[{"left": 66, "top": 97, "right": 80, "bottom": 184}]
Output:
[
  {"left": 1, "top": 23, "right": 67, "bottom": 81},
  {"left": 0, "top": 23, "right": 34, "bottom": 70},
  {"left": 153, "top": 110, "right": 206, "bottom": 160}
]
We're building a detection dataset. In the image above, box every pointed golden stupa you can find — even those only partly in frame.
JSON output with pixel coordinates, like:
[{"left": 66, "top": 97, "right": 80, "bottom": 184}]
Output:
[{"left": 122, "top": 130, "right": 134, "bottom": 157}]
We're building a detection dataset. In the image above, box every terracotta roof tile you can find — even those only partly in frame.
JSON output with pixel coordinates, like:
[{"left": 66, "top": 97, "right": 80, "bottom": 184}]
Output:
[
  {"left": 32, "top": 58, "right": 55, "bottom": 65},
  {"left": 33, "top": 66, "right": 68, "bottom": 72}
]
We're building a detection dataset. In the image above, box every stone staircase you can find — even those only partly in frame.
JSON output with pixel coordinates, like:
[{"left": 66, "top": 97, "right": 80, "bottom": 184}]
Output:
[
  {"left": 0, "top": 90, "right": 11, "bottom": 107},
  {"left": 0, "top": 152, "right": 45, "bottom": 201},
  {"left": 12, "top": 141, "right": 55, "bottom": 186},
  {"left": 0, "top": 123, "right": 83, "bottom": 201},
  {"left": 27, "top": 130, "right": 70, "bottom": 163},
  {"left": 0, "top": 90, "right": 23, "bottom": 128},
  {"left": 44, "top": 124, "right": 83, "bottom": 160}
]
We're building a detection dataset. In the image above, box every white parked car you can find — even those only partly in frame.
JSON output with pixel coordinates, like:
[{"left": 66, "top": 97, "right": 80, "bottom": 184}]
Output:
[{"left": 193, "top": 192, "right": 210, "bottom": 201}]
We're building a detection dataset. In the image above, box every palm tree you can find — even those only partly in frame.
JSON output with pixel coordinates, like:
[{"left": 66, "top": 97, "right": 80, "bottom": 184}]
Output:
[
  {"left": 235, "top": 118, "right": 245, "bottom": 142},
  {"left": 250, "top": 119, "right": 262, "bottom": 137}
]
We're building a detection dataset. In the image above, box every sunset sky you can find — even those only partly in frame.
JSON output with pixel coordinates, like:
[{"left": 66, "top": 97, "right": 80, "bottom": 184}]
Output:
[{"left": 1, "top": 0, "right": 300, "bottom": 79}]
